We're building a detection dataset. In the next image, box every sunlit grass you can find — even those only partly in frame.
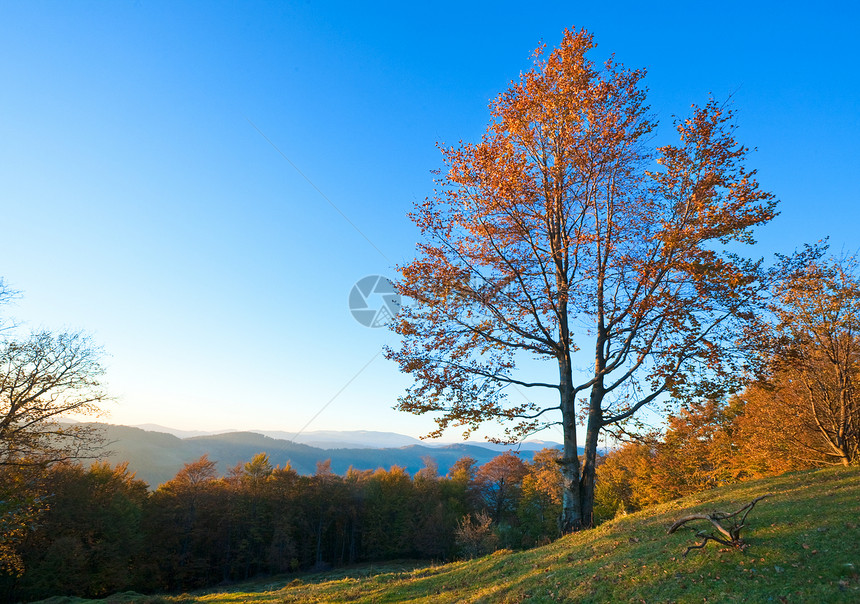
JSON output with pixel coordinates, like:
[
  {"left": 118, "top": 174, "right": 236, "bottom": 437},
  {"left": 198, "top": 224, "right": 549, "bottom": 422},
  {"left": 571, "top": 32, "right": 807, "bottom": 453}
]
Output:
[{"left": 33, "top": 466, "right": 860, "bottom": 603}]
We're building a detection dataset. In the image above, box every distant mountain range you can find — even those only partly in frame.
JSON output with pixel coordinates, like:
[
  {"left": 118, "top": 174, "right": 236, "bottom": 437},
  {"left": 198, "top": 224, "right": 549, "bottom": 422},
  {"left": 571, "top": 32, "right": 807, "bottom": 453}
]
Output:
[
  {"left": 131, "top": 425, "right": 427, "bottom": 449},
  {"left": 130, "top": 424, "right": 563, "bottom": 451},
  {"left": 83, "top": 423, "right": 571, "bottom": 488}
]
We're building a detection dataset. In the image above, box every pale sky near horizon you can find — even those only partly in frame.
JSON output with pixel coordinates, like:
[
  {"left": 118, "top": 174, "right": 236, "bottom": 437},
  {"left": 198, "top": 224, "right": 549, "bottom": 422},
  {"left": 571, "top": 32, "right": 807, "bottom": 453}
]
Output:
[{"left": 2, "top": 1, "right": 858, "bottom": 441}]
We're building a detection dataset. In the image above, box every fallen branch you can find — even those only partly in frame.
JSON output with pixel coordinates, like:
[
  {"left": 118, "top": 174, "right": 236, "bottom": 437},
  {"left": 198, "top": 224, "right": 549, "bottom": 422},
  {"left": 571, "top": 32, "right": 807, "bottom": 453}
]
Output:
[{"left": 668, "top": 495, "right": 770, "bottom": 556}]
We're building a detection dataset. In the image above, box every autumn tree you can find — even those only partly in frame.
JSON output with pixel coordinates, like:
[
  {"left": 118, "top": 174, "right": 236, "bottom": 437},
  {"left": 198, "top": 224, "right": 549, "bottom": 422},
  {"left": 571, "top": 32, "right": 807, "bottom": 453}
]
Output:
[
  {"left": 518, "top": 448, "right": 563, "bottom": 545},
  {"left": 300, "top": 460, "right": 347, "bottom": 570},
  {"left": 447, "top": 455, "right": 478, "bottom": 490},
  {"left": 144, "top": 455, "right": 234, "bottom": 590},
  {"left": 748, "top": 255, "right": 860, "bottom": 466},
  {"left": 593, "top": 440, "right": 656, "bottom": 521},
  {"left": 474, "top": 452, "right": 528, "bottom": 526},
  {"left": 169, "top": 454, "right": 219, "bottom": 489},
  {"left": 650, "top": 399, "right": 745, "bottom": 498},
  {"left": 412, "top": 458, "right": 457, "bottom": 558},
  {"left": 388, "top": 28, "right": 778, "bottom": 531},
  {"left": 264, "top": 463, "right": 303, "bottom": 572},
  {"left": 732, "top": 386, "right": 817, "bottom": 475},
  {"left": 591, "top": 400, "right": 743, "bottom": 522}
]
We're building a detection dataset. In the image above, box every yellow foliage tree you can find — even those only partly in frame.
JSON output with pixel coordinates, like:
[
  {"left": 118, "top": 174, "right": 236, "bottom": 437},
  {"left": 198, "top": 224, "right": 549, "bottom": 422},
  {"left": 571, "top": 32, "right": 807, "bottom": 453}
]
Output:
[{"left": 736, "top": 256, "right": 860, "bottom": 468}]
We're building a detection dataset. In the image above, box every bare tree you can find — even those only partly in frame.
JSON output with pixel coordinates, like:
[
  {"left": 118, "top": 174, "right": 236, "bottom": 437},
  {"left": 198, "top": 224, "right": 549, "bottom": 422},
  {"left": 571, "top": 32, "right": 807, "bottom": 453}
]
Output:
[
  {"left": 0, "top": 286, "right": 110, "bottom": 574},
  {"left": 0, "top": 279, "right": 17, "bottom": 335},
  {"left": 0, "top": 331, "right": 109, "bottom": 466}
]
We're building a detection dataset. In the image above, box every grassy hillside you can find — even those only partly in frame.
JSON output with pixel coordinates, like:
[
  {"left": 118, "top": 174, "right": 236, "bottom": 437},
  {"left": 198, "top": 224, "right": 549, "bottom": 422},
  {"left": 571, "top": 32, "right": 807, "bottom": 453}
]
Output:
[{"left": 36, "top": 467, "right": 859, "bottom": 603}]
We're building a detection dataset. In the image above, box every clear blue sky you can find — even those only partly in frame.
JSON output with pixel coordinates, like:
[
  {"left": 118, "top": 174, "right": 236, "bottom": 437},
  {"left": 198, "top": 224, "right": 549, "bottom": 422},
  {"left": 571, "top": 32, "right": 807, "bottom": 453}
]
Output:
[{"left": 1, "top": 1, "right": 858, "bottom": 440}]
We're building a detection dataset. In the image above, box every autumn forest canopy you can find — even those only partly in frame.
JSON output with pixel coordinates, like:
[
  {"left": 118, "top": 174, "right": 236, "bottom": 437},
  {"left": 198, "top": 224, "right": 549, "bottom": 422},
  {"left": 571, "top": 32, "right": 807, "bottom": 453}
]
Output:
[{"left": 2, "top": 27, "right": 859, "bottom": 601}]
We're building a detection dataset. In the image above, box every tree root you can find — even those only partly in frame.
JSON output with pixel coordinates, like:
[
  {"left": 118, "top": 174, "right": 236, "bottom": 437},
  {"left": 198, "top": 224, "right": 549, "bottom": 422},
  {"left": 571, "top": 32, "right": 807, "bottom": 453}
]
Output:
[{"left": 667, "top": 495, "right": 770, "bottom": 556}]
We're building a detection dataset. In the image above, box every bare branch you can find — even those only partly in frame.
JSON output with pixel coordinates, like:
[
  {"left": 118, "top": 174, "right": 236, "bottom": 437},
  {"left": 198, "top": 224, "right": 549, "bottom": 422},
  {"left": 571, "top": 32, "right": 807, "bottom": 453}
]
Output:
[{"left": 668, "top": 495, "right": 770, "bottom": 555}]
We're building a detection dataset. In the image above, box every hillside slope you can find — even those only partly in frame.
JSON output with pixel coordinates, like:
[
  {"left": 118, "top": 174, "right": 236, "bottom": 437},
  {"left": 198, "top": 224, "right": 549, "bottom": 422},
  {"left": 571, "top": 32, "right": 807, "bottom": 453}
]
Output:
[{"left": 37, "top": 467, "right": 860, "bottom": 603}]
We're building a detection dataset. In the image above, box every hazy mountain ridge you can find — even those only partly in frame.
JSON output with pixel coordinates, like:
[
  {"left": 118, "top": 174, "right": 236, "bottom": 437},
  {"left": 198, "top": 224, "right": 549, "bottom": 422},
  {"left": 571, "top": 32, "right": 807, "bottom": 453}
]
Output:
[
  {"left": 132, "top": 424, "right": 563, "bottom": 450},
  {"left": 89, "top": 423, "right": 570, "bottom": 488}
]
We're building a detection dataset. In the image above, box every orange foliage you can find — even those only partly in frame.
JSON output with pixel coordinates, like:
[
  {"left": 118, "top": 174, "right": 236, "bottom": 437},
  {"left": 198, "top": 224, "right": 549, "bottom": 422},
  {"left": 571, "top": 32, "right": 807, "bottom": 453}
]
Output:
[{"left": 388, "top": 27, "right": 778, "bottom": 532}]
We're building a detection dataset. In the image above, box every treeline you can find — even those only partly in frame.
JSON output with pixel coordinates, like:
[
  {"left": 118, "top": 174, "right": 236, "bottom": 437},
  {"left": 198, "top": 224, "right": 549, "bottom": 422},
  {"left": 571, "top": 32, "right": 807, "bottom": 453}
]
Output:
[
  {"left": 595, "top": 390, "right": 855, "bottom": 521},
  {"left": 0, "top": 450, "right": 562, "bottom": 601}
]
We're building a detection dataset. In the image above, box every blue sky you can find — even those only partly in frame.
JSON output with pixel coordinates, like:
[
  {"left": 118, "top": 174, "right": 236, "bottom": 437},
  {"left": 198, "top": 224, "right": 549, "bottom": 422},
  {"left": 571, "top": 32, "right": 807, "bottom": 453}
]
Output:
[{"left": 1, "top": 1, "right": 858, "bottom": 440}]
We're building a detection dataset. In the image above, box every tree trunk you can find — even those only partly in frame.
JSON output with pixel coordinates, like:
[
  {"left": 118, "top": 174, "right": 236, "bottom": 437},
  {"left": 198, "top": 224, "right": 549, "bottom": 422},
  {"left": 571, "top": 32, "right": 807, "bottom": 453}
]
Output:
[
  {"left": 559, "top": 367, "right": 605, "bottom": 532},
  {"left": 579, "top": 386, "right": 605, "bottom": 528},
  {"left": 558, "top": 358, "right": 584, "bottom": 533}
]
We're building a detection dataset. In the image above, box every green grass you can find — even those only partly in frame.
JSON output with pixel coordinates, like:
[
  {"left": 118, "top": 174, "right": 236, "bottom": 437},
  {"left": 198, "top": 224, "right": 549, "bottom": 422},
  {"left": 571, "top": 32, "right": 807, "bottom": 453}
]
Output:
[{"left": 37, "top": 466, "right": 860, "bottom": 603}]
